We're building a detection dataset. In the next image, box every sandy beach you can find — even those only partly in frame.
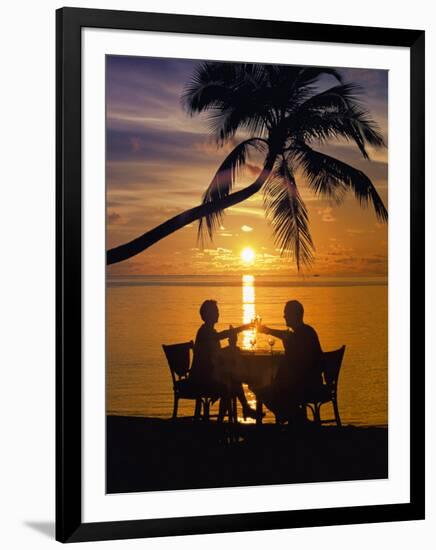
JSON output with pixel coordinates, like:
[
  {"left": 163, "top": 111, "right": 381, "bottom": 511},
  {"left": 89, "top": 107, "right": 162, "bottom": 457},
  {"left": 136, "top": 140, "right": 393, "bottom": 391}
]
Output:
[{"left": 107, "top": 416, "right": 388, "bottom": 494}]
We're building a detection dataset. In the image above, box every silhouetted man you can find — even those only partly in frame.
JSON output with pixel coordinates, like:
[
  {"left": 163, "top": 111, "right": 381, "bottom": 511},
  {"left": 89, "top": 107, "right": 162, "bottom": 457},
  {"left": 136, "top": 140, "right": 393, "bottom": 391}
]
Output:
[{"left": 258, "top": 300, "right": 323, "bottom": 422}]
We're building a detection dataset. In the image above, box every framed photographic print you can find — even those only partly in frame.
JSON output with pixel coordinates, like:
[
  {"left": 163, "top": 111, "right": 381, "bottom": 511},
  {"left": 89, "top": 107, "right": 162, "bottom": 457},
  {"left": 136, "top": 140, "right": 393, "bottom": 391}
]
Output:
[{"left": 56, "top": 7, "right": 425, "bottom": 543}]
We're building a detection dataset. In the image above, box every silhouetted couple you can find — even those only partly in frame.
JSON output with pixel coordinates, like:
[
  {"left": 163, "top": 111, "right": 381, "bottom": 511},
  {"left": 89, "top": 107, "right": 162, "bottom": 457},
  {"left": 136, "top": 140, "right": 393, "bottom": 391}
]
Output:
[{"left": 188, "top": 298, "right": 323, "bottom": 423}]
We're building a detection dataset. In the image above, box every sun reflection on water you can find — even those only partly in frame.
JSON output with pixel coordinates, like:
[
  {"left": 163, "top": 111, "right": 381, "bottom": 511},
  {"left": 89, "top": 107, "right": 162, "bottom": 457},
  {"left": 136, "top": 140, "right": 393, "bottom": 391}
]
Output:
[
  {"left": 240, "top": 274, "right": 258, "bottom": 422},
  {"left": 242, "top": 274, "right": 256, "bottom": 350}
]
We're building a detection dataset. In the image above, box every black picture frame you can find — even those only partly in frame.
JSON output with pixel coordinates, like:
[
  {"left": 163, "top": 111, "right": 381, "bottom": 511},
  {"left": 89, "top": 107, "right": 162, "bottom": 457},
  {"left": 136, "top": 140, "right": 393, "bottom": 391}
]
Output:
[{"left": 56, "top": 7, "right": 425, "bottom": 543}]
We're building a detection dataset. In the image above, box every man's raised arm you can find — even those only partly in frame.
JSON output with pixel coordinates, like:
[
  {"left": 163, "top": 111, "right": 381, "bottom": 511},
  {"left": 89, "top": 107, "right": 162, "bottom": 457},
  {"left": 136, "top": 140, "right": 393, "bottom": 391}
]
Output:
[{"left": 258, "top": 325, "right": 289, "bottom": 341}]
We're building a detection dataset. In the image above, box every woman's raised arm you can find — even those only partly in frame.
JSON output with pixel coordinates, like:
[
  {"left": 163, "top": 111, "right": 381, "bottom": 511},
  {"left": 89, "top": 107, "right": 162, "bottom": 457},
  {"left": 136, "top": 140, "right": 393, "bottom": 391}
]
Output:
[{"left": 215, "top": 322, "right": 253, "bottom": 339}]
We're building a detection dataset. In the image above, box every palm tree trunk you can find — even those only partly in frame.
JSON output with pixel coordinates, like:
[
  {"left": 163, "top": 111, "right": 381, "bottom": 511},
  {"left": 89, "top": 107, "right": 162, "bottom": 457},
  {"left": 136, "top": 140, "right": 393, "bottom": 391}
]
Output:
[{"left": 107, "top": 155, "right": 276, "bottom": 265}]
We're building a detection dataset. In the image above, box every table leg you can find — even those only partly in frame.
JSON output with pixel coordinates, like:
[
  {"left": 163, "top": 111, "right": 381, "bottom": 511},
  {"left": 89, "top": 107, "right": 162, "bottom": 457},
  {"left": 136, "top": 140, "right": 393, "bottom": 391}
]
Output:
[{"left": 256, "top": 399, "right": 263, "bottom": 425}]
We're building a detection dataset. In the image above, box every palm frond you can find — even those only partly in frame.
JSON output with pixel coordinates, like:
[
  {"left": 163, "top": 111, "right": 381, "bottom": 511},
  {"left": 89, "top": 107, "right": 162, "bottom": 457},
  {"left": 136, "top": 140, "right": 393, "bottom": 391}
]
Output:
[
  {"left": 290, "top": 84, "right": 385, "bottom": 158},
  {"left": 182, "top": 62, "right": 242, "bottom": 114},
  {"left": 182, "top": 82, "right": 233, "bottom": 115},
  {"left": 295, "top": 144, "right": 388, "bottom": 221},
  {"left": 282, "top": 67, "right": 344, "bottom": 112},
  {"left": 260, "top": 66, "right": 343, "bottom": 119},
  {"left": 294, "top": 67, "right": 344, "bottom": 87},
  {"left": 182, "top": 62, "right": 272, "bottom": 143},
  {"left": 206, "top": 105, "right": 269, "bottom": 144},
  {"left": 198, "top": 138, "right": 267, "bottom": 243},
  {"left": 298, "top": 82, "right": 360, "bottom": 111},
  {"left": 263, "top": 158, "right": 314, "bottom": 270},
  {"left": 183, "top": 63, "right": 342, "bottom": 145}
]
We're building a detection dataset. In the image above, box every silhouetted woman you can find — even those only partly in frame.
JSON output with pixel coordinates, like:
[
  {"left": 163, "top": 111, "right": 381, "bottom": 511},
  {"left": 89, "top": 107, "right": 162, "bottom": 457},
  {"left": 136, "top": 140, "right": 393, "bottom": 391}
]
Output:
[{"left": 189, "top": 300, "right": 258, "bottom": 420}]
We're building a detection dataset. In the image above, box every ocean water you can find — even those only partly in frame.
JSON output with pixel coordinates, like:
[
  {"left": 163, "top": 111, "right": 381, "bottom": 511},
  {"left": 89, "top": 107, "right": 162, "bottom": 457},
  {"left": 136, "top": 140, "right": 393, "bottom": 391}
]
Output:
[{"left": 107, "top": 275, "right": 388, "bottom": 426}]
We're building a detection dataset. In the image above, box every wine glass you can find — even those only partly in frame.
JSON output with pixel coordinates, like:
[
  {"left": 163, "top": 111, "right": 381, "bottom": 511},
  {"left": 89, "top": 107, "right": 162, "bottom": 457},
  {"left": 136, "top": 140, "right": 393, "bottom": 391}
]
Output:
[
  {"left": 268, "top": 337, "right": 275, "bottom": 354},
  {"left": 250, "top": 335, "right": 257, "bottom": 351}
]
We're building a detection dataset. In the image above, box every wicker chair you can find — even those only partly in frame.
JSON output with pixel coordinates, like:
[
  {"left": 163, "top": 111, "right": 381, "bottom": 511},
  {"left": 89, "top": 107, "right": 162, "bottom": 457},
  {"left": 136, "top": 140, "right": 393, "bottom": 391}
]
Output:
[
  {"left": 162, "top": 341, "right": 236, "bottom": 422},
  {"left": 304, "top": 345, "right": 346, "bottom": 427}
]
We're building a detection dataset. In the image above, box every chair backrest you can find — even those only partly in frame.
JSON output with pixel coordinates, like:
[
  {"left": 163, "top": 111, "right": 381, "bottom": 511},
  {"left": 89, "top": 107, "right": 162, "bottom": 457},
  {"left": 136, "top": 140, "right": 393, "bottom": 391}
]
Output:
[
  {"left": 320, "top": 345, "right": 346, "bottom": 389},
  {"left": 162, "top": 341, "right": 194, "bottom": 382}
]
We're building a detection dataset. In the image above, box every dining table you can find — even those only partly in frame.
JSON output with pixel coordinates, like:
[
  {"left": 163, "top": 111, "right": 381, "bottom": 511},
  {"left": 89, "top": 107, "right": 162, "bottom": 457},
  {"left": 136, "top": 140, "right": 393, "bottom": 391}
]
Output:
[{"left": 215, "top": 348, "right": 284, "bottom": 424}]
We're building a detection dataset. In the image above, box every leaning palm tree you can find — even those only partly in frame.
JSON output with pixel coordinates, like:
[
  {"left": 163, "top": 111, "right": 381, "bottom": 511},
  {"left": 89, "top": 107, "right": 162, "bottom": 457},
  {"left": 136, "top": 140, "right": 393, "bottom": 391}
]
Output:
[{"left": 107, "top": 62, "right": 387, "bottom": 268}]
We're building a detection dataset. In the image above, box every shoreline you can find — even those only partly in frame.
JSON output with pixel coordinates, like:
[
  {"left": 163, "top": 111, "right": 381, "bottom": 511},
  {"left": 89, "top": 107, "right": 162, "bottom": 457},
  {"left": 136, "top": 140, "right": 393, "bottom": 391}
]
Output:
[{"left": 107, "top": 412, "right": 387, "bottom": 429}]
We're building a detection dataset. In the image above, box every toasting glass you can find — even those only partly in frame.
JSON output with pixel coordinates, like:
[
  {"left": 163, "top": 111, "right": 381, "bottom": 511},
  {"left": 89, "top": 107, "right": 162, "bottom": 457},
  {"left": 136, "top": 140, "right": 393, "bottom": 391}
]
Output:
[{"left": 249, "top": 335, "right": 257, "bottom": 351}]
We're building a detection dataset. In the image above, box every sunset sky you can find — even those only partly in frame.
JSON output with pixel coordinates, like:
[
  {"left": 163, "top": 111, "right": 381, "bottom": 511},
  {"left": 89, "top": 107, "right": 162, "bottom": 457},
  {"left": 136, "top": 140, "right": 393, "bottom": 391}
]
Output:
[{"left": 106, "top": 56, "right": 388, "bottom": 277}]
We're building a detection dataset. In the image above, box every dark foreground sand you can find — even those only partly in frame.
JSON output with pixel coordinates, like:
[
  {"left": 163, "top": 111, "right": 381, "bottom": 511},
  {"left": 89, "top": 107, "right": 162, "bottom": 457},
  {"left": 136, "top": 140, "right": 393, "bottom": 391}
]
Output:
[{"left": 107, "top": 416, "right": 388, "bottom": 494}]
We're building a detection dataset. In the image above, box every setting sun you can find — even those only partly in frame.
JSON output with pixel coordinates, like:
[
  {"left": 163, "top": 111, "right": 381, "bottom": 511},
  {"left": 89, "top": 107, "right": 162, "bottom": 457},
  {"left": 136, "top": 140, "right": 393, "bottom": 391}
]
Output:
[{"left": 241, "top": 247, "right": 256, "bottom": 264}]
